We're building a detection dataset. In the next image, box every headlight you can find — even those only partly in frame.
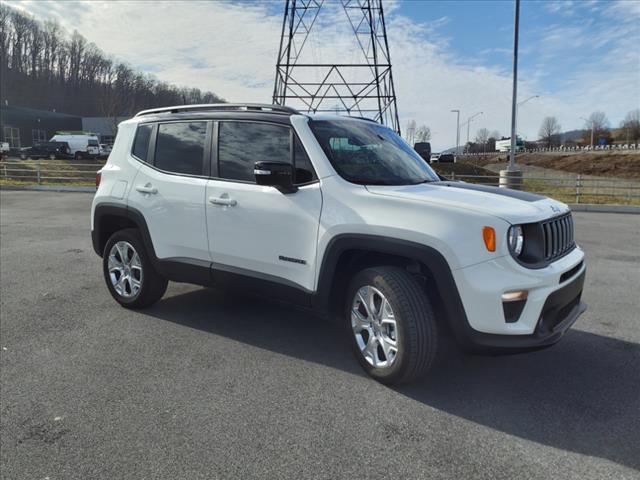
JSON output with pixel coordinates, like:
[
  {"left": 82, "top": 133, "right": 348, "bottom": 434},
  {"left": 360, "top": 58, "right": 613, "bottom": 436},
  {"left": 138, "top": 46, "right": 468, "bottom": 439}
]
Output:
[{"left": 508, "top": 225, "right": 524, "bottom": 256}]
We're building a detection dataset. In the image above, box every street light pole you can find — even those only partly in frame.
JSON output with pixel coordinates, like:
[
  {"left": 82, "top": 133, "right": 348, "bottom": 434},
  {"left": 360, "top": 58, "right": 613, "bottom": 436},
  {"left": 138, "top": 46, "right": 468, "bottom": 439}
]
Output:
[
  {"left": 516, "top": 94, "right": 539, "bottom": 127},
  {"left": 466, "top": 111, "right": 483, "bottom": 147},
  {"left": 451, "top": 109, "right": 460, "bottom": 155},
  {"left": 508, "top": 0, "right": 520, "bottom": 171}
]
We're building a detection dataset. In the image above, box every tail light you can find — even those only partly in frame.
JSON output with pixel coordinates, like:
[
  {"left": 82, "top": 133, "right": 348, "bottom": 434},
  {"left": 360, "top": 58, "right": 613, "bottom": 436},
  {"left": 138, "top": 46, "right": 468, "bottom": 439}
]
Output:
[{"left": 96, "top": 171, "right": 102, "bottom": 188}]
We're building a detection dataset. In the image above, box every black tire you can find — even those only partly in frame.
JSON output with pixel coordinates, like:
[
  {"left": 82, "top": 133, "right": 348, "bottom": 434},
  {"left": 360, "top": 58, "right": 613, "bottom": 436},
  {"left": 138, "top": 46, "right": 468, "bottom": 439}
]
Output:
[
  {"left": 345, "top": 266, "right": 437, "bottom": 385},
  {"left": 103, "top": 228, "right": 168, "bottom": 309},
  {"left": 48, "top": 153, "right": 56, "bottom": 160},
  {"left": 74, "top": 152, "right": 83, "bottom": 160}
]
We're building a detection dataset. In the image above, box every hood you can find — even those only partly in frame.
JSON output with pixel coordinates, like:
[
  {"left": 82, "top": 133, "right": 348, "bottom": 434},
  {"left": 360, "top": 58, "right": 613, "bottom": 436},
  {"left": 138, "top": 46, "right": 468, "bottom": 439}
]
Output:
[{"left": 366, "top": 181, "right": 569, "bottom": 224}]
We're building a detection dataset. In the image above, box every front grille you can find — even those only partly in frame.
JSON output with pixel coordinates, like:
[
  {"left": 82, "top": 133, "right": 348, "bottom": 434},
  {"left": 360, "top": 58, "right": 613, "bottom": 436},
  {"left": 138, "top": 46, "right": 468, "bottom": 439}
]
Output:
[{"left": 541, "top": 212, "right": 575, "bottom": 261}]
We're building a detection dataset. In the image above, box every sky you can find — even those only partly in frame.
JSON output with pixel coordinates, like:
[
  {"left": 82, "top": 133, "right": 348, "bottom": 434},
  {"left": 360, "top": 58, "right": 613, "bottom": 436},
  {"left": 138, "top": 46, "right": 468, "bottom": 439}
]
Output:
[{"left": 7, "top": 0, "right": 640, "bottom": 151}]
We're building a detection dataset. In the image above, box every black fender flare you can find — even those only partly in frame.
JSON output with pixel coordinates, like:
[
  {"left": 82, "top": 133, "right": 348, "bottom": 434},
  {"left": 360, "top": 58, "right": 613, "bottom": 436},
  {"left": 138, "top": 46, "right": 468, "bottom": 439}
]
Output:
[
  {"left": 314, "top": 234, "right": 470, "bottom": 343},
  {"left": 92, "top": 203, "right": 158, "bottom": 263}
]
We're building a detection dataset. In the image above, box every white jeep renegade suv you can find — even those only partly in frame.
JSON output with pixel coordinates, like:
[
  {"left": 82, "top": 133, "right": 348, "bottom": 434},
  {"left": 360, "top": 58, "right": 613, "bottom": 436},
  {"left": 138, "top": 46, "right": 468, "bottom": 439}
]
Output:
[{"left": 91, "top": 104, "right": 586, "bottom": 384}]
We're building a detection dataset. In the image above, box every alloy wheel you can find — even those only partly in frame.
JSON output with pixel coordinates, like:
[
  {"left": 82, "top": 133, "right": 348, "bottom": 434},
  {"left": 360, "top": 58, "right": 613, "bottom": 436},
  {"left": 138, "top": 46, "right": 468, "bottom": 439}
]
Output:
[
  {"left": 351, "top": 285, "right": 399, "bottom": 368},
  {"left": 108, "top": 241, "right": 143, "bottom": 298}
]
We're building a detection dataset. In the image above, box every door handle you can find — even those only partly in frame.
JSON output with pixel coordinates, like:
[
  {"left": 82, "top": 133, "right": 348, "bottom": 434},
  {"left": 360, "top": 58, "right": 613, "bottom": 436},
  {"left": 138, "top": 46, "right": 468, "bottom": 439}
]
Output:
[
  {"left": 209, "top": 196, "right": 237, "bottom": 207},
  {"left": 136, "top": 184, "right": 158, "bottom": 194}
]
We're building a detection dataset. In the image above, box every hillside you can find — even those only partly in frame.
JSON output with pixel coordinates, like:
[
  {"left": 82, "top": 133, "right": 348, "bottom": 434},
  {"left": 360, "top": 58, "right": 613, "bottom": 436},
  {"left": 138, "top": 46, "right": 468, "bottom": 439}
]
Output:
[{"left": 460, "top": 152, "right": 640, "bottom": 180}]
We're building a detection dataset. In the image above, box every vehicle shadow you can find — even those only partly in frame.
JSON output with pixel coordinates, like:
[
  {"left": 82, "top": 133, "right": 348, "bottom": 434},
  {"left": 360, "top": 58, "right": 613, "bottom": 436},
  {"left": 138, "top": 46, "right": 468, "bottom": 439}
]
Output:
[{"left": 143, "top": 287, "right": 640, "bottom": 471}]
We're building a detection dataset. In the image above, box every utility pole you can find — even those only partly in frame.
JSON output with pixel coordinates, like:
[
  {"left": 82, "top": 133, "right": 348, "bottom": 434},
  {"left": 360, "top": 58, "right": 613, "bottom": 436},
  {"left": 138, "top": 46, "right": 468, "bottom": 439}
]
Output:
[
  {"left": 273, "top": 0, "right": 401, "bottom": 133},
  {"left": 580, "top": 116, "right": 595, "bottom": 148},
  {"left": 451, "top": 109, "right": 460, "bottom": 155},
  {"left": 508, "top": 0, "right": 520, "bottom": 170}
]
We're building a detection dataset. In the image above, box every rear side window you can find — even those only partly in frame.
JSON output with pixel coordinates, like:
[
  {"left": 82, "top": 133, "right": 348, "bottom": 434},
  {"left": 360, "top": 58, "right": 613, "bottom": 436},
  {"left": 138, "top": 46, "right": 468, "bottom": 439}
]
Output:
[
  {"left": 218, "top": 122, "right": 290, "bottom": 182},
  {"left": 155, "top": 122, "right": 207, "bottom": 176},
  {"left": 132, "top": 124, "right": 153, "bottom": 162}
]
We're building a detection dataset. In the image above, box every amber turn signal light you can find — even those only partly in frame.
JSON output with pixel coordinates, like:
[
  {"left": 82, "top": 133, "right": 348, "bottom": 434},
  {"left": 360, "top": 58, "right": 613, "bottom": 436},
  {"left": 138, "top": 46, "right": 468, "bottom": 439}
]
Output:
[{"left": 483, "top": 226, "right": 496, "bottom": 252}]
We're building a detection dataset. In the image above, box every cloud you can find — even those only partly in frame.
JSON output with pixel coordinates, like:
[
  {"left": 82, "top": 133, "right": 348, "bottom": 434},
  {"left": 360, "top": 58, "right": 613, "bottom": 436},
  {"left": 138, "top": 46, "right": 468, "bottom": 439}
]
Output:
[{"left": 6, "top": 0, "right": 640, "bottom": 150}]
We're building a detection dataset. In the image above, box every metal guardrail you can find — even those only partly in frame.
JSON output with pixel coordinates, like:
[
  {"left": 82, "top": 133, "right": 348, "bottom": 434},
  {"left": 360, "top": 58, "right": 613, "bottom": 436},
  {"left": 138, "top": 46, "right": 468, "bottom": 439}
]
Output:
[{"left": 461, "top": 143, "right": 639, "bottom": 155}]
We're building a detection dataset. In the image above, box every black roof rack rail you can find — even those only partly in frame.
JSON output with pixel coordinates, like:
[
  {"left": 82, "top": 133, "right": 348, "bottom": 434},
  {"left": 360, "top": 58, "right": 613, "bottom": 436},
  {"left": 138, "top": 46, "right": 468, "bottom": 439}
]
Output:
[{"left": 134, "top": 103, "right": 300, "bottom": 117}]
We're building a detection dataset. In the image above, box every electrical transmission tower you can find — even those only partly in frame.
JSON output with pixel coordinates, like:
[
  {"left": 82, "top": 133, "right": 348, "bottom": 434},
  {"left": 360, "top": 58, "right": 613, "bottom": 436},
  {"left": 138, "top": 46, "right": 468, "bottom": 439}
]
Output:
[{"left": 272, "top": 0, "right": 401, "bottom": 133}]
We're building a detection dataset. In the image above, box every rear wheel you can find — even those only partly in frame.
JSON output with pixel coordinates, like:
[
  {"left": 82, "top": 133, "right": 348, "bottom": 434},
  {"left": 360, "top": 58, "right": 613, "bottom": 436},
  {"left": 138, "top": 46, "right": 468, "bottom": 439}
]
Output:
[
  {"left": 74, "top": 152, "right": 83, "bottom": 160},
  {"left": 103, "top": 229, "right": 168, "bottom": 309},
  {"left": 345, "top": 266, "right": 437, "bottom": 385}
]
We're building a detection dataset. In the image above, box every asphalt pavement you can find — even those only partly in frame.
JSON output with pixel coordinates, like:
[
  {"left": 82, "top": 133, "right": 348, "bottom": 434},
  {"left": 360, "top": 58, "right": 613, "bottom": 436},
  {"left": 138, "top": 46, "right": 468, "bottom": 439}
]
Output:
[{"left": 1, "top": 191, "right": 639, "bottom": 480}]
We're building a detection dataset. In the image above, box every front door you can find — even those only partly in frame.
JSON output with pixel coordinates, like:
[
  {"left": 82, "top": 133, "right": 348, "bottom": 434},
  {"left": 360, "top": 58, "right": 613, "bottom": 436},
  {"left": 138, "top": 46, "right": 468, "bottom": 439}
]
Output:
[{"left": 206, "top": 120, "right": 322, "bottom": 292}]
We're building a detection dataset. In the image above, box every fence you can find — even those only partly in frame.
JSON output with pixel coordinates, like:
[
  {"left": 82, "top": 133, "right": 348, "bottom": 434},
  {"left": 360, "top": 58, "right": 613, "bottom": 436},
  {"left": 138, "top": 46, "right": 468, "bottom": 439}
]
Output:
[
  {"left": 1, "top": 158, "right": 639, "bottom": 205},
  {"left": 447, "top": 172, "right": 640, "bottom": 205},
  {"left": 0, "top": 159, "right": 104, "bottom": 185}
]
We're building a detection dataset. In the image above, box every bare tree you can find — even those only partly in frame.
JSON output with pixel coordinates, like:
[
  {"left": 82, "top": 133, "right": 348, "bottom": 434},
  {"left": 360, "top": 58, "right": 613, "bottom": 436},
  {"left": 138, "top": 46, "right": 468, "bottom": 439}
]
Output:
[
  {"left": 620, "top": 109, "right": 640, "bottom": 144},
  {"left": 584, "top": 111, "right": 610, "bottom": 144},
  {"left": 1, "top": 3, "right": 223, "bottom": 115},
  {"left": 475, "top": 128, "right": 490, "bottom": 145},
  {"left": 538, "top": 116, "right": 562, "bottom": 147},
  {"left": 405, "top": 119, "right": 417, "bottom": 145},
  {"left": 415, "top": 125, "right": 431, "bottom": 143}
]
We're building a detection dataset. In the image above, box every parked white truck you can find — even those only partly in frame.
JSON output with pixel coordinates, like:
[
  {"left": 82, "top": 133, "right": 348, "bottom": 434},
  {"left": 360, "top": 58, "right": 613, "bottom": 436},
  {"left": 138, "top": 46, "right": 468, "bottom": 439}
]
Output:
[{"left": 50, "top": 132, "right": 100, "bottom": 159}]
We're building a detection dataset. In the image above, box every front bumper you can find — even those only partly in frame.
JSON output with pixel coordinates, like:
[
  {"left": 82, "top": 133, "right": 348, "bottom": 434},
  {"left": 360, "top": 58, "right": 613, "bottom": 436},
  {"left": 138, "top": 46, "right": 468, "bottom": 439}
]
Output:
[{"left": 449, "top": 247, "right": 586, "bottom": 352}]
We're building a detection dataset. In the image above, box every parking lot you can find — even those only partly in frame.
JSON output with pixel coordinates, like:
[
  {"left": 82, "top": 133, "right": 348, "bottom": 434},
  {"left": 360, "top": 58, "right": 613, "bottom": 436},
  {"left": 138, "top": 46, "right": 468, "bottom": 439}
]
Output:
[{"left": 1, "top": 190, "right": 639, "bottom": 479}]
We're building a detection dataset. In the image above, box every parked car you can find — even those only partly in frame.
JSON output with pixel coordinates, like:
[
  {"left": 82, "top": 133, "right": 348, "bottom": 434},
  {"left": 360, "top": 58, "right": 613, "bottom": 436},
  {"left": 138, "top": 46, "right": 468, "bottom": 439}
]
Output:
[
  {"left": 19, "top": 141, "right": 71, "bottom": 160},
  {"left": 91, "top": 103, "right": 587, "bottom": 385},
  {"left": 50, "top": 133, "right": 100, "bottom": 159},
  {"left": 413, "top": 142, "right": 431, "bottom": 162},
  {"left": 437, "top": 153, "right": 456, "bottom": 163},
  {"left": 98, "top": 143, "right": 113, "bottom": 159}
]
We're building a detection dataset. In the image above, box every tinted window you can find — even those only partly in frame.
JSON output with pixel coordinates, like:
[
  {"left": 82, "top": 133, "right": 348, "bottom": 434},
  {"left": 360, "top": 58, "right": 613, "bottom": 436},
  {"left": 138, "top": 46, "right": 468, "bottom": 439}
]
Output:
[
  {"left": 218, "top": 122, "right": 290, "bottom": 182},
  {"left": 132, "top": 124, "right": 153, "bottom": 162},
  {"left": 155, "top": 122, "right": 206, "bottom": 175},
  {"left": 294, "top": 136, "right": 316, "bottom": 184},
  {"left": 310, "top": 120, "right": 439, "bottom": 185}
]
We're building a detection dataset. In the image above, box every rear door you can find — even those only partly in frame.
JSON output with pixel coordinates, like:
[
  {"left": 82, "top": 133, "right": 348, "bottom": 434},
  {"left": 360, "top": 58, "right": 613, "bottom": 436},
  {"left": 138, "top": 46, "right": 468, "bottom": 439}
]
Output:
[
  {"left": 127, "top": 121, "right": 212, "bottom": 263},
  {"left": 205, "top": 120, "right": 322, "bottom": 292}
]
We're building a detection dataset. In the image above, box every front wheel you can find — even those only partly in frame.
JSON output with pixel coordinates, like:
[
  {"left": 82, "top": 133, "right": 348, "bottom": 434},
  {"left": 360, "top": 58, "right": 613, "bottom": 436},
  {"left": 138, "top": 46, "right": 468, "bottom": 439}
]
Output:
[
  {"left": 103, "top": 229, "right": 168, "bottom": 309},
  {"left": 345, "top": 266, "right": 438, "bottom": 385}
]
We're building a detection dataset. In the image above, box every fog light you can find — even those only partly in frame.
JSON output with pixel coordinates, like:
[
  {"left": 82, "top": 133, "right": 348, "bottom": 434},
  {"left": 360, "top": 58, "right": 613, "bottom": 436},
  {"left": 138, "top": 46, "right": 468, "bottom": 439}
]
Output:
[
  {"left": 502, "top": 290, "right": 528, "bottom": 323},
  {"left": 501, "top": 290, "right": 528, "bottom": 302}
]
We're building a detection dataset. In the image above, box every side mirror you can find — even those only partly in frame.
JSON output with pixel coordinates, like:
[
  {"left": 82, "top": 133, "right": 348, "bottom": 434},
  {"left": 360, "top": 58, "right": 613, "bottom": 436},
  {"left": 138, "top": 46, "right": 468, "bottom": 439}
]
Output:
[{"left": 254, "top": 161, "right": 297, "bottom": 194}]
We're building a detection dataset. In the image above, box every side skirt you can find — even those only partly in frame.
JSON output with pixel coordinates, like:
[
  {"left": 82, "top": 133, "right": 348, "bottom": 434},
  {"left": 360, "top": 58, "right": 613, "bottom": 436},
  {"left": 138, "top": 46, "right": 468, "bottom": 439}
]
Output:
[{"left": 156, "top": 258, "right": 314, "bottom": 308}]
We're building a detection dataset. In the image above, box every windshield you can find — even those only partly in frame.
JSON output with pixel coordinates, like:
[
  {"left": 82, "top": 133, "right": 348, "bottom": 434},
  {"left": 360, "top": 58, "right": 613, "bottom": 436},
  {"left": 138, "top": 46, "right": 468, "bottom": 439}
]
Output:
[{"left": 309, "top": 119, "right": 439, "bottom": 185}]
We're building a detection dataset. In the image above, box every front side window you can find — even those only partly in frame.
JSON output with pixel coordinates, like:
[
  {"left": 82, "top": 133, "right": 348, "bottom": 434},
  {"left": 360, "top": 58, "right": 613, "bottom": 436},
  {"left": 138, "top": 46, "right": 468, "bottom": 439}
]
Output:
[
  {"left": 132, "top": 124, "right": 153, "bottom": 162},
  {"left": 155, "top": 122, "right": 206, "bottom": 176},
  {"left": 310, "top": 120, "right": 439, "bottom": 185},
  {"left": 218, "top": 122, "right": 291, "bottom": 182}
]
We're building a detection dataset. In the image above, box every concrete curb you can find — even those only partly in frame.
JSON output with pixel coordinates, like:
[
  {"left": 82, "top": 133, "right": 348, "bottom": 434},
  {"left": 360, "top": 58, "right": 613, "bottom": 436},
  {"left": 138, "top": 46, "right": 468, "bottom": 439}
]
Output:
[
  {"left": 0, "top": 185, "right": 96, "bottom": 193},
  {"left": 568, "top": 203, "right": 640, "bottom": 214}
]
